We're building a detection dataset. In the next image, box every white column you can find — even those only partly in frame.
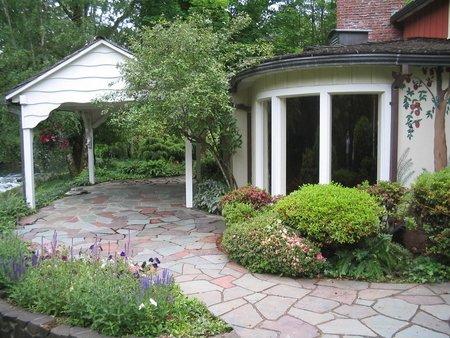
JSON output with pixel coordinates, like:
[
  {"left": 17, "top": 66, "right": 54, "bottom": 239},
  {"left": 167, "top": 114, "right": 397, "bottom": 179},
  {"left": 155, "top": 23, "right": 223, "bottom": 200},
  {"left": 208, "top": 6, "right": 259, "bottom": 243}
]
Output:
[
  {"left": 263, "top": 103, "right": 269, "bottom": 191},
  {"left": 22, "top": 128, "right": 35, "bottom": 209},
  {"left": 319, "top": 92, "right": 332, "bottom": 184},
  {"left": 185, "top": 139, "right": 193, "bottom": 208},
  {"left": 83, "top": 113, "right": 95, "bottom": 185},
  {"left": 253, "top": 101, "right": 265, "bottom": 189},
  {"left": 271, "top": 96, "right": 286, "bottom": 195},
  {"left": 378, "top": 92, "right": 391, "bottom": 181}
]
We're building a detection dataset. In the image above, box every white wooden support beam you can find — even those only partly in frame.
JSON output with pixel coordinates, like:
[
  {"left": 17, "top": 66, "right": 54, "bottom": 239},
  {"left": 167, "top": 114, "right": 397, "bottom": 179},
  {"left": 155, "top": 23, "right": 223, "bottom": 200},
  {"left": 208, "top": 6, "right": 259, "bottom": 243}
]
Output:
[
  {"left": 185, "top": 139, "right": 193, "bottom": 208},
  {"left": 319, "top": 92, "right": 332, "bottom": 184},
  {"left": 82, "top": 113, "right": 95, "bottom": 184},
  {"left": 378, "top": 92, "right": 392, "bottom": 181},
  {"left": 22, "top": 127, "right": 35, "bottom": 209},
  {"left": 253, "top": 101, "right": 265, "bottom": 189},
  {"left": 271, "top": 96, "right": 286, "bottom": 196}
]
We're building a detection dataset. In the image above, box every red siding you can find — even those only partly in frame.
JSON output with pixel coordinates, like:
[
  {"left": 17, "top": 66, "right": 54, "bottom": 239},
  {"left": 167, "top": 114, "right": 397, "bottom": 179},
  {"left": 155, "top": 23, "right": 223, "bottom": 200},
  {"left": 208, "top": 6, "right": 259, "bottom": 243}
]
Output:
[{"left": 404, "top": 0, "right": 449, "bottom": 39}]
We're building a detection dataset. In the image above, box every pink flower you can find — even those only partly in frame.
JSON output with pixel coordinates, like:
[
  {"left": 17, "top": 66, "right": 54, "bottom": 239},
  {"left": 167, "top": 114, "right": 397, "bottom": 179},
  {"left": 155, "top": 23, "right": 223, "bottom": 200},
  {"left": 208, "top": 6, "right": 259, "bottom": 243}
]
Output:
[{"left": 315, "top": 253, "right": 325, "bottom": 261}]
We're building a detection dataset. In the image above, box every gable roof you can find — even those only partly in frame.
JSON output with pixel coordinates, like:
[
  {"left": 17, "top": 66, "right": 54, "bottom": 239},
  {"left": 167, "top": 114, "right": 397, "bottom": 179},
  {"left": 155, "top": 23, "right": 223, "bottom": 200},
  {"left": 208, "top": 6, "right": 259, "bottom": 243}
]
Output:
[
  {"left": 391, "top": 0, "right": 435, "bottom": 23},
  {"left": 5, "top": 37, "right": 133, "bottom": 101}
]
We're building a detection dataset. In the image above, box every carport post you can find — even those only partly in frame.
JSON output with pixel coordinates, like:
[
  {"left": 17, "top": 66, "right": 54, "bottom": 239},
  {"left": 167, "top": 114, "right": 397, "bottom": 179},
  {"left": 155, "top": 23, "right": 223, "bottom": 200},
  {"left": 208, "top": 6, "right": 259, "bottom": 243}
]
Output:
[
  {"left": 81, "top": 112, "right": 95, "bottom": 184},
  {"left": 185, "top": 139, "right": 193, "bottom": 208},
  {"left": 21, "top": 127, "right": 36, "bottom": 209}
]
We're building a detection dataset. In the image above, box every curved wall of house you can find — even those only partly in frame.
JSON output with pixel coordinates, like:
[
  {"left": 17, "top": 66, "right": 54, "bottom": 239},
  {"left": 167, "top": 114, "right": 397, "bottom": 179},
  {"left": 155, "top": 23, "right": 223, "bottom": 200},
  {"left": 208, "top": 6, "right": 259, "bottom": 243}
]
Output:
[{"left": 232, "top": 64, "right": 450, "bottom": 189}]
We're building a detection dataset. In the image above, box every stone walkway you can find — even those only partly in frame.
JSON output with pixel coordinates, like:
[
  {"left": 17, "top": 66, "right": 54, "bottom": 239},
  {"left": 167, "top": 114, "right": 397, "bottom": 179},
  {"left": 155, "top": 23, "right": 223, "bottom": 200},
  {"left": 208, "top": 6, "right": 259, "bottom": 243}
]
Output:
[{"left": 17, "top": 179, "right": 450, "bottom": 338}]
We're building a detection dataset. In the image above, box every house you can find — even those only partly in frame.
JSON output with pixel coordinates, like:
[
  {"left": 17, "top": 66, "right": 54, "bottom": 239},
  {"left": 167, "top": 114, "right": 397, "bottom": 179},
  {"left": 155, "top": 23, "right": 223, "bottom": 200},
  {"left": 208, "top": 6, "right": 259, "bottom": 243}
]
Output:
[
  {"left": 230, "top": 0, "right": 450, "bottom": 195},
  {"left": 5, "top": 0, "right": 450, "bottom": 209}
]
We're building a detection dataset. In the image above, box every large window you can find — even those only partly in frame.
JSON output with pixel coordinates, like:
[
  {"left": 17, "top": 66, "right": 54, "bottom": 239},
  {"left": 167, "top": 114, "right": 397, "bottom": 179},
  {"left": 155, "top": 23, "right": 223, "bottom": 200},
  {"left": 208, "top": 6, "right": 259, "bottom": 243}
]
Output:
[
  {"left": 286, "top": 96, "right": 320, "bottom": 193},
  {"left": 331, "top": 94, "right": 378, "bottom": 186}
]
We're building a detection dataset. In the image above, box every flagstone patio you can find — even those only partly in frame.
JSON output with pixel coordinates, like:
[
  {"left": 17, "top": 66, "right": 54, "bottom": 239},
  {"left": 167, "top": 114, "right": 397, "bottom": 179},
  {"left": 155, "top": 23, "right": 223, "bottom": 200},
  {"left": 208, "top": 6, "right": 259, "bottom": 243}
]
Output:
[{"left": 17, "top": 178, "right": 450, "bottom": 338}]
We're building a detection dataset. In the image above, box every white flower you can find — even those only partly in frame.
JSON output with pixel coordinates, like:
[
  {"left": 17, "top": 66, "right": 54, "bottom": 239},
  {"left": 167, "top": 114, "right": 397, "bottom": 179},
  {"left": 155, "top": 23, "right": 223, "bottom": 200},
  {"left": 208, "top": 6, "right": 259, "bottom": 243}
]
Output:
[
  {"left": 149, "top": 298, "right": 157, "bottom": 307},
  {"left": 138, "top": 303, "right": 145, "bottom": 310},
  {"left": 69, "top": 286, "right": 74, "bottom": 292}
]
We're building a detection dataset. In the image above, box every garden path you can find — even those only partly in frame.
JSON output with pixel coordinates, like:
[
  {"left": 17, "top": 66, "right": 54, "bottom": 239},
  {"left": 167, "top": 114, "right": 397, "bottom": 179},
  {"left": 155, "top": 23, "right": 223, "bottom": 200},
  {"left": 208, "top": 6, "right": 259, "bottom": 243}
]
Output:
[{"left": 17, "top": 179, "right": 450, "bottom": 338}]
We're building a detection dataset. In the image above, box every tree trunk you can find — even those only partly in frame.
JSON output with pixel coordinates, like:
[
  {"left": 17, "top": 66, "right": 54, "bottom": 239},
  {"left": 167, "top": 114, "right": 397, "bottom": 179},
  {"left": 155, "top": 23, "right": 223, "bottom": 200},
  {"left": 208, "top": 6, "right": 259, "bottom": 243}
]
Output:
[
  {"left": 434, "top": 89, "right": 448, "bottom": 171},
  {"left": 434, "top": 68, "right": 448, "bottom": 172}
]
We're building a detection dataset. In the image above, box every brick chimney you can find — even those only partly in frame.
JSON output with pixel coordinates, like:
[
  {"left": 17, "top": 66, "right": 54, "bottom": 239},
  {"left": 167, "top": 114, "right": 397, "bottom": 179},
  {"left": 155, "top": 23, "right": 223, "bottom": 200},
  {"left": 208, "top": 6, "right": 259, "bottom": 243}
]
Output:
[{"left": 336, "top": 0, "right": 404, "bottom": 42}]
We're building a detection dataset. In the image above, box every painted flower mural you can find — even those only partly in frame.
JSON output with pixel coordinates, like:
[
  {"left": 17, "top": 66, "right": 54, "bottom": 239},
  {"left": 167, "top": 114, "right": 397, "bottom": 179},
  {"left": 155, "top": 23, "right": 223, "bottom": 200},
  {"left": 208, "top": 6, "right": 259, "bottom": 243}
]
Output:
[{"left": 402, "top": 66, "right": 450, "bottom": 171}]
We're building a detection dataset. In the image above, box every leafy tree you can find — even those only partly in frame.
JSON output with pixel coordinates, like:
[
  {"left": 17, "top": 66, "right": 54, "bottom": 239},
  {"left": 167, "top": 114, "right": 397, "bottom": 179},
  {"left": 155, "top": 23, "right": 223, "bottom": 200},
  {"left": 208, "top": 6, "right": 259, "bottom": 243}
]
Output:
[{"left": 123, "top": 15, "right": 272, "bottom": 187}]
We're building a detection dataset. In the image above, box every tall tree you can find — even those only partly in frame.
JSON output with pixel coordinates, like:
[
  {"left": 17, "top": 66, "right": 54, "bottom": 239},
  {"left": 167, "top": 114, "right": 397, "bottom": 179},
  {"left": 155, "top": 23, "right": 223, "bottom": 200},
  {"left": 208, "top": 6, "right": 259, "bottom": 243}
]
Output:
[{"left": 123, "top": 15, "right": 272, "bottom": 187}]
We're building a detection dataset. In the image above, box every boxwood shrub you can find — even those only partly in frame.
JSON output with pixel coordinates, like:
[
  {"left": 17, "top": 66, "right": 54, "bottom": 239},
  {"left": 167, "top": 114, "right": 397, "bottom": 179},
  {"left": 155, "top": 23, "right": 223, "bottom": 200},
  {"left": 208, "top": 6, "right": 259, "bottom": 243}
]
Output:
[
  {"left": 222, "top": 211, "right": 326, "bottom": 277},
  {"left": 410, "top": 168, "right": 450, "bottom": 262},
  {"left": 274, "top": 183, "right": 383, "bottom": 246},
  {"left": 222, "top": 202, "right": 256, "bottom": 226}
]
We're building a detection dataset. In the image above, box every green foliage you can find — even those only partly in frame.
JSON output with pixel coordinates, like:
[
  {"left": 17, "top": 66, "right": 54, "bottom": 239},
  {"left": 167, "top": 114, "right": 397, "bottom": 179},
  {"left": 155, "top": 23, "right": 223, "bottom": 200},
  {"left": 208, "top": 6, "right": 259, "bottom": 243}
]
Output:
[
  {"left": 405, "top": 256, "right": 450, "bottom": 283},
  {"left": 0, "top": 232, "right": 29, "bottom": 289},
  {"left": 222, "top": 211, "right": 326, "bottom": 277},
  {"left": 135, "top": 137, "right": 184, "bottom": 162},
  {"left": 123, "top": 14, "right": 271, "bottom": 187},
  {"left": 275, "top": 184, "right": 383, "bottom": 246},
  {"left": 325, "top": 234, "right": 411, "bottom": 281},
  {"left": 9, "top": 259, "right": 229, "bottom": 337},
  {"left": 0, "top": 190, "right": 29, "bottom": 232},
  {"left": 410, "top": 168, "right": 450, "bottom": 262},
  {"left": 222, "top": 202, "right": 256, "bottom": 226},
  {"left": 194, "top": 179, "right": 229, "bottom": 214},
  {"left": 358, "top": 180, "right": 410, "bottom": 232}
]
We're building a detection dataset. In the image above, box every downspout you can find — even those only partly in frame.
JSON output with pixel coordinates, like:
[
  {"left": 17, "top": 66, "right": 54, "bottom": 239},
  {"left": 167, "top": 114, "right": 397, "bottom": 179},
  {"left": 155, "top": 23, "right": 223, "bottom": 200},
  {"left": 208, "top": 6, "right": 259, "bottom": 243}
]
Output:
[{"left": 390, "top": 71, "right": 400, "bottom": 182}]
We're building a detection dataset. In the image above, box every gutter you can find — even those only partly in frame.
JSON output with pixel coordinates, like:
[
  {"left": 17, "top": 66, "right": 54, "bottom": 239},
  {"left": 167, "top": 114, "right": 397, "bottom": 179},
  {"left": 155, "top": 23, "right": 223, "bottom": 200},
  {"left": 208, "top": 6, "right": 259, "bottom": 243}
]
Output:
[{"left": 231, "top": 53, "right": 450, "bottom": 91}]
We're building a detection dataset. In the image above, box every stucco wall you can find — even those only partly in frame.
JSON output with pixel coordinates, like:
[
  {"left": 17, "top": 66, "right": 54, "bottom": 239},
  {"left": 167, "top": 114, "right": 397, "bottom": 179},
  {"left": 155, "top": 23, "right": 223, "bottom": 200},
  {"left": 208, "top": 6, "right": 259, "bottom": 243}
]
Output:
[{"left": 397, "top": 67, "right": 450, "bottom": 186}]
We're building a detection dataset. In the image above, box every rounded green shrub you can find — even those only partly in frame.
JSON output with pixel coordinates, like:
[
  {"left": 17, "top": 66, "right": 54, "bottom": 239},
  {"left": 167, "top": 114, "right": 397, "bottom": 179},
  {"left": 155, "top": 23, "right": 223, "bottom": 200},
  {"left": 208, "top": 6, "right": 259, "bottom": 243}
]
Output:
[
  {"left": 222, "top": 202, "right": 256, "bottom": 226},
  {"left": 410, "top": 168, "right": 450, "bottom": 262},
  {"left": 274, "top": 183, "right": 383, "bottom": 245},
  {"left": 222, "top": 212, "right": 326, "bottom": 277}
]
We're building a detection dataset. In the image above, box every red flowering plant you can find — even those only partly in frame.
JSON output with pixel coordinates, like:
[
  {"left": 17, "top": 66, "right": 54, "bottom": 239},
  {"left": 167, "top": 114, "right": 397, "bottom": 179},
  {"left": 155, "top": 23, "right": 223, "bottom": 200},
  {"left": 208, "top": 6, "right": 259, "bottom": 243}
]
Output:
[
  {"left": 38, "top": 128, "right": 70, "bottom": 150},
  {"left": 220, "top": 185, "right": 273, "bottom": 210}
]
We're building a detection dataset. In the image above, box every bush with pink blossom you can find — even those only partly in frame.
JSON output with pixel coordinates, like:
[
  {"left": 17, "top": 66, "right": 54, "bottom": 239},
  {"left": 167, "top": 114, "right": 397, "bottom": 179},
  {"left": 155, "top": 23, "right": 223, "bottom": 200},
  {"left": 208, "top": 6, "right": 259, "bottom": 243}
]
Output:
[{"left": 222, "top": 211, "right": 326, "bottom": 277}]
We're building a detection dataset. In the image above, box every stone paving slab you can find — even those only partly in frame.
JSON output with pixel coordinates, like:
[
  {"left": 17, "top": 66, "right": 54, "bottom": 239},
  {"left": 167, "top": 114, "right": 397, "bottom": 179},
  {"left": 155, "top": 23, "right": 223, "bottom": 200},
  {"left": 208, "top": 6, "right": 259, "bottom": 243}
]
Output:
[{"left": 17, "top": 178, "right": 450, "bottom": 338}]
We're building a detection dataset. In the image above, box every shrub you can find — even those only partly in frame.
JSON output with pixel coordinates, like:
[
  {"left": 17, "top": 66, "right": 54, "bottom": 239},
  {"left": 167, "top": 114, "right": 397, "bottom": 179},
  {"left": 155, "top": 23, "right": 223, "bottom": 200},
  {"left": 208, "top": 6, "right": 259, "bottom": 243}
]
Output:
[
  {"left": 325, "top": 234, "right": 411, "bottom": 281},
  {"left": 220, "top": 185, "right": 273, "bottom": 210},
  {"left": 9, "top": 259, "right": 229, "bottom": 337},
  {"left": 0, "top": 190, "right": 29, "bottom": 232},
  {"left": 222, "top": 212, "right": 326, "bottom": 277},
  {"left": 410, "top": 168, "right": 450, "bottom": 262},
  {"left": 405, "top": 256, "right": 450, "bottom": 283},
  {"left": 274, "top": 184, "right": 383, "bottom": 245},
  {"left": 358, "top": 181, "right": 408, "bottom": 232},
  {"left": 222, "top": 202, "right": 256, "bottom": 226},
  {"left": 0, "top": 232, "right": 30, "bottom": 289},
  {"left": 194, "top": 179, "right": 229, "bottom": 214}
]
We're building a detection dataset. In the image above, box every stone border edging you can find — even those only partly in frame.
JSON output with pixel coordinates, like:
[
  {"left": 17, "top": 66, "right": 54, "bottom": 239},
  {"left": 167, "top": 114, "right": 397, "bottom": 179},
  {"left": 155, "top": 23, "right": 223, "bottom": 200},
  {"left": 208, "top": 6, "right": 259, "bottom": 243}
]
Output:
[
  {"left": 0, "top": 298, "right": 237, "bottom": 338},
  {"left": 0, "top": 297, "right": 112, "bottom": 338}
]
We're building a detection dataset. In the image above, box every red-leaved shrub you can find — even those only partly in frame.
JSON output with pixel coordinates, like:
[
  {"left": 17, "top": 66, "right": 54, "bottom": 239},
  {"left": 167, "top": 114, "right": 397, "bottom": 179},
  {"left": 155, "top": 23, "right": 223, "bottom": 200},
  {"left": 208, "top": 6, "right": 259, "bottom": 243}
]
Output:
[{"left": 220, "top": 186, "right": 273, "bottom": 210}]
